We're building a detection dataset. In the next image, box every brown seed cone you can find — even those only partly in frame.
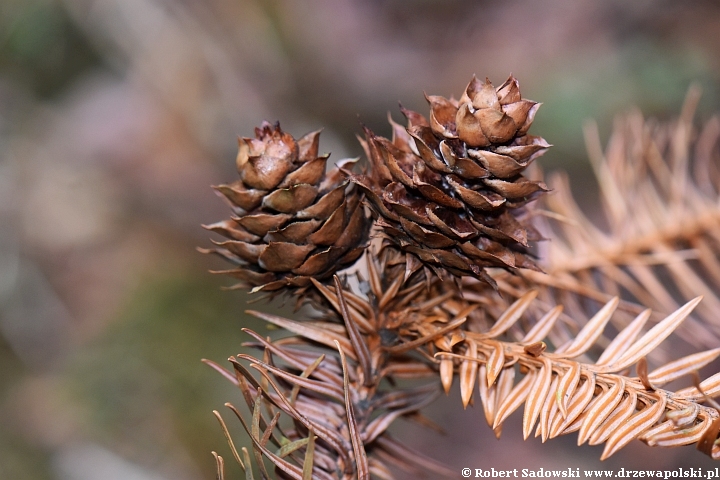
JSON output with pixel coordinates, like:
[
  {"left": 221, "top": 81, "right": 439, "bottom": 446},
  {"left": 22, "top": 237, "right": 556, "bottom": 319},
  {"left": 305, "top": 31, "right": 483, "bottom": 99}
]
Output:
[
  {"left": 351, "top": 75, "right": 550, "bottom": 285},
  {"left": 201, "top": 122, "right": 370, "bottom": 292}
]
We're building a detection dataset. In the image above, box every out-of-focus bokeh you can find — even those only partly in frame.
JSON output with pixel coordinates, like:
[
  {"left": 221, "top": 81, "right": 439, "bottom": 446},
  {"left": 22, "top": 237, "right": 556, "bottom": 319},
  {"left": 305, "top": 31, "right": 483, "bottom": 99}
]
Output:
[{"left": 1, "top": 1, "right": 720, "bottom": 478}]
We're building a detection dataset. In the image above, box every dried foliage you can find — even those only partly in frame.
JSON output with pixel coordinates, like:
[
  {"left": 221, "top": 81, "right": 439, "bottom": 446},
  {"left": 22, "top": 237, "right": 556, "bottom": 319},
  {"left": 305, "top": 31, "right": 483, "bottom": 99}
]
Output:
[
  {"left": 204, "top": 77, "right": 720, "bottom": 478},
  {"left": 434, "top": 292, "right": 720, "bottom": 460},
  {"left": 206, "top": 262, "right": 455, "bottom": 479}
]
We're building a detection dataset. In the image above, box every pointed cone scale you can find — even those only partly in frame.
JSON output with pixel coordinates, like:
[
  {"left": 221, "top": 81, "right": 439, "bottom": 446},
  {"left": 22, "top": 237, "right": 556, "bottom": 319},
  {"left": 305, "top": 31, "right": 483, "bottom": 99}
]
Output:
[
  {"left": 296, "top": 128, "right": 322, "bottom": 162},
  {"left": 262, "top": 184, "right": 318, "bottom": 213},
  {"left": 258, "top": 242, "right": 315, "bottom": 272}
]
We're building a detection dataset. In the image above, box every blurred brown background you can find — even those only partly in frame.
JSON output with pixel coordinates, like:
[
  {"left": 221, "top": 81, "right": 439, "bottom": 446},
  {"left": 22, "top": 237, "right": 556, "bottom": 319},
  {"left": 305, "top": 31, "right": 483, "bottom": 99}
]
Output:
[{"left": 1, "top": 1, "right": 720, "bottom": 478}]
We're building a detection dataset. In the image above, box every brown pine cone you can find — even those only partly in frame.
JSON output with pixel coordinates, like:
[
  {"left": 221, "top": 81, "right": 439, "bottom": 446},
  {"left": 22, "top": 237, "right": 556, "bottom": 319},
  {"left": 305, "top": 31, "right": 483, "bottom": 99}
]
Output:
[
  {"left": 351, "top": 76, "right": 550, "bottom": 286},
  {"left": 201, "top": 122, "right": 370, "bottom": 292}
]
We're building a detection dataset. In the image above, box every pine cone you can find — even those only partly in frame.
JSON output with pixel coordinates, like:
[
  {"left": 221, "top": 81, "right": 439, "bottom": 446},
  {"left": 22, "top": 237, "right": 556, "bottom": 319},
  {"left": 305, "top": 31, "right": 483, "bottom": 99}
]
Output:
[
  {"left": 351, "top": 75, "right": 550, "bottom": 285},
  {"left": 202, "top": 122, "right": 370, "bottom": 292}
]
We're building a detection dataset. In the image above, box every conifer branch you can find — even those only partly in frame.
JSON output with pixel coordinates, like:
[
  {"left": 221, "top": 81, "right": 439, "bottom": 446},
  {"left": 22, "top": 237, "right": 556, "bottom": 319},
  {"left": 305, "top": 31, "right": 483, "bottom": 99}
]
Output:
[{"left": 203, "top": 76, "right": 720, "bottom": 477}]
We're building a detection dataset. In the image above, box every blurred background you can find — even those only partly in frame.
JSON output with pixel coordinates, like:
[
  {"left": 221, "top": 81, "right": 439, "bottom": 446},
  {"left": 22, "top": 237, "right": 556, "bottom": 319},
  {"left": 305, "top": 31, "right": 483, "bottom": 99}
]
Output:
[{"left": 1, "top": 0, "right": 720, "bottom": 478}]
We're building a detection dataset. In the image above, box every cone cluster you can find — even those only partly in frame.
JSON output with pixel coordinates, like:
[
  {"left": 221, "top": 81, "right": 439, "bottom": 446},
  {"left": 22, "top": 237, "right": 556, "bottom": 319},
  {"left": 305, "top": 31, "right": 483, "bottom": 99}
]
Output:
[
  {"left": 351, "top": 75, "right": 550, "bottom": 285},
  {"left": 205, "top": 76, "right": 550, "bottom": 290},
  {"left": 202, "top": 122, "right": 369, "bottom": 291}
]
